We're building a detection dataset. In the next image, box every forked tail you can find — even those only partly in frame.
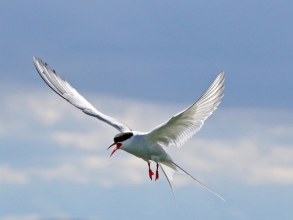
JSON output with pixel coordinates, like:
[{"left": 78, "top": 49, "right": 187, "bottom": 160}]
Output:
[
  {"left": 159, "top": 163, "right": 176, "bottom": 197},
  {"left": 159, "top": 161, "right": 225, "bottom": 201}
]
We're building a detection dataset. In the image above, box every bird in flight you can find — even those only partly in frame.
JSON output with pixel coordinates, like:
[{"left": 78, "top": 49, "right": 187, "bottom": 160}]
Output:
[{"left": 33, "top": 57, "right": 225, "bottom": 200}]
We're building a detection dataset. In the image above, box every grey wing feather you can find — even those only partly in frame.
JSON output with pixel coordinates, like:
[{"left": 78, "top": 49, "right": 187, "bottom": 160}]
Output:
[
  {"left": 146, "top": 72, "right": 224, "bottom": 147},
  {"left": 33, "top": 56, "right": 131, "bottom": 133}
]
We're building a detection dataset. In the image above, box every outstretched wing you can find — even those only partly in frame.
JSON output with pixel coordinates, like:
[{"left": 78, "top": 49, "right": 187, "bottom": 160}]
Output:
[
  {"left": 146, "top": 72, "right": 224, "bottom": 147},
  {"left": 33, "top": 56, "right": 131, "bottom": 133}
]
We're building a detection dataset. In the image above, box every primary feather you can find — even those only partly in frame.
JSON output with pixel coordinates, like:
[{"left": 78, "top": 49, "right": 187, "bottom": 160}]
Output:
[
  {"left": 33, "top": 57, "right": 131, "bottom": 132},
  {"left": 146, "top": 72, "right": 224, "bottom": 147}
]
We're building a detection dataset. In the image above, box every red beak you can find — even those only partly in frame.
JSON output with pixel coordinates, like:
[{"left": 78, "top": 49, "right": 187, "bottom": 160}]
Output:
[{"left": 107, "top": 142, "right": 122, "bottom": 157}]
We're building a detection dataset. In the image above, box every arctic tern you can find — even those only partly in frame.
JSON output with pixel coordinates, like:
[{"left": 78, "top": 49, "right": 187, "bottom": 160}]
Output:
[{"left": 33, "top": 57, "right": 225, "bottom": 200}]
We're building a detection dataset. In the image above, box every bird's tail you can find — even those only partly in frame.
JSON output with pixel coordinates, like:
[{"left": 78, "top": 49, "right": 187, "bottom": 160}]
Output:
[
  {"left": 159, "top": 161, "right": 225, "bottom": 201},
  {"left": 159, "top": 162, "right": 176, "bottom": 197}
]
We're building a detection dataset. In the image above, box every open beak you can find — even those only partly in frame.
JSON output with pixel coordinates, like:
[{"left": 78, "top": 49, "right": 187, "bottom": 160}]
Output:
[{"left": 107, "top": 142, "right": 122, "bottom": 157}]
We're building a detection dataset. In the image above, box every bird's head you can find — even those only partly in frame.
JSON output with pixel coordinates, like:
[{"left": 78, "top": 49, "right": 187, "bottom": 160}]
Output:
[{"left": 107, "top": 132, "right": 133, "bottom": 156}]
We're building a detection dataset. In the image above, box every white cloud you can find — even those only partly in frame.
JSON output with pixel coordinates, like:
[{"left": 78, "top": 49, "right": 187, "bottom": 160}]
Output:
[
  {"left": 28, "top": 155, "right": 146, "bottom": 187},
  {"left": 1, "top": 88, "right": 293, "bottom": 187},
  {"left": 176, "top": 138, "right": 293, "bottom": 185},
  {"left": 0, "top": 213, "right": 80, "bottom": 220},
  {"left": 32, "top": 164, "right": 88, "bottom": 183},
  {"left": 80, "top": 155, "right": 146, "bottom": 186},
  {"left": 0, "top": 214, "right": 40, "bottom": 220},
  {"left": 52, "top": 130, "right": 104, "bottom": 150},
  {"left": 25, "top": 95, "right": 65, "bottom": 126},
  {"left": 0, "top": 165, "right": 28, "bottom": 184}
]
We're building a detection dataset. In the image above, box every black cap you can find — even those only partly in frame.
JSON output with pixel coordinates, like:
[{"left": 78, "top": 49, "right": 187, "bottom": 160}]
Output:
[{"left": 114, "top": 132, "right": 133, "bottom": 143}]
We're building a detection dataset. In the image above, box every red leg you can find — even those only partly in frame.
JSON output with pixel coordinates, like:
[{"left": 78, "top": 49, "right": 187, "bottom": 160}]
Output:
[
  {"left": 155, "top": 163, "right": 159, "bottom": 180},
  {"left": 148, "top": 161, "right": 154, "bottom": 180}
]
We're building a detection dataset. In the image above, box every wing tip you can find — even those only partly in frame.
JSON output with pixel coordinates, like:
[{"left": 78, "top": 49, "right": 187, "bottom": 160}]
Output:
[
  {"left": 33, "top": 56, "right": 44, "bottom": 69},
  {"left": 33, "top": 56, "right": 40, "bottom": 64},
  {"left": 33, "top": 56, "right": 37, "bottom": 64},
  {"left": 33, "top": 56, "right": 42, "bottom": 72}
]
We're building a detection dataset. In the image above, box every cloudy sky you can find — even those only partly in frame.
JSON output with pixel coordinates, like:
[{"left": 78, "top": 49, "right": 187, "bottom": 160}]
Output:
[{"left": 1, "top": 1, "right": 293, "bottom": 219}]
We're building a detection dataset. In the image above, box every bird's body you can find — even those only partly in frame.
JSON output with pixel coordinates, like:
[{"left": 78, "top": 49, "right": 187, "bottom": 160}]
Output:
[
  {"left": 120, "top": 132, "right": 170, "bottom": 162},
  {"left": 33, "top": 56, "right": 225, "bottom": 200}
]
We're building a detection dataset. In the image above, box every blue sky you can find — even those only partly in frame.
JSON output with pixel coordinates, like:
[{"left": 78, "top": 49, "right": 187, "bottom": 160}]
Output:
[{"left": 1, "top": 1, "right": 293, "bottom": 220}]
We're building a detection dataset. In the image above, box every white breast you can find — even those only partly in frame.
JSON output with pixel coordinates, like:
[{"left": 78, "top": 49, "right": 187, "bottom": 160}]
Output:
[{"left": 120, "top": 132, "right": 171, "bottom": 162}]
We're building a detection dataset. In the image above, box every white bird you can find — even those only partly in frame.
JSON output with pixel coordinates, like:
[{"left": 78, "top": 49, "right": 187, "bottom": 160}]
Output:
[{"left": 33, "top": 56, "right": 225, "bottom": 201}]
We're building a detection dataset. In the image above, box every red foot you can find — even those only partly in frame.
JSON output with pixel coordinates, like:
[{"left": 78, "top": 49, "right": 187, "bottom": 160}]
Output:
[
  {"left": 148, "top": 162, "right": 154, "bottom": 180},
  {"left": 155, "top": 163, "right": 159, "bottom": 181},
  {"left": 149, "top": 169, "right": 154, "bottom": 180}
]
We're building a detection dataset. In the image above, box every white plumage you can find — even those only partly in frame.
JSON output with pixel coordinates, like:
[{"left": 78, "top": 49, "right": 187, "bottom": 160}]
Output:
[{"left": 33, "top": 56, "right": 225, "bottom": 201}]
